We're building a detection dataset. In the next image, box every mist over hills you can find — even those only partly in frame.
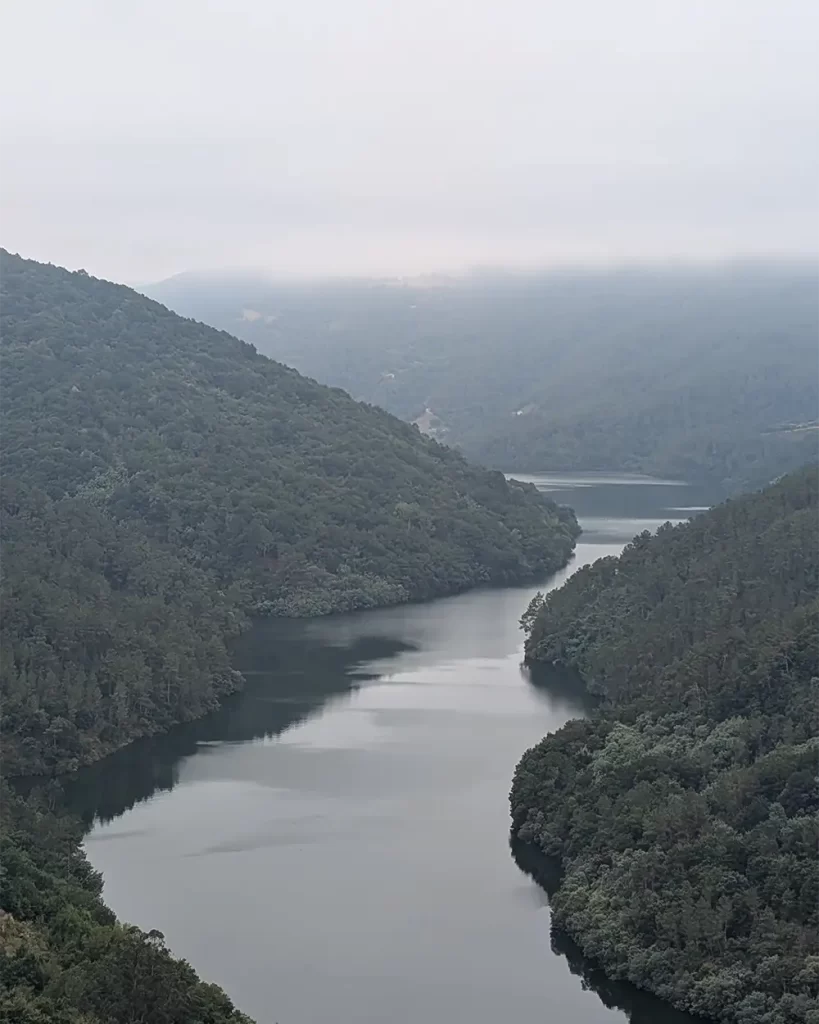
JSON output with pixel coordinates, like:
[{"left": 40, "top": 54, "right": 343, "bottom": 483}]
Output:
[
  {"left": 0, "top": 248, "right": 581, "bottom": 1024},
  {"left": 147, "top": 263, "right": 819, "bottom": 493},
  {"left": 0, "top": 249, "right": 578, "bottom": 774}
]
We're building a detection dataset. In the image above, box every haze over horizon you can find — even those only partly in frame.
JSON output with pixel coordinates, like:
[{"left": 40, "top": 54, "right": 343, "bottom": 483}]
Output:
[{"left": 2, "top": 0, "right": 818, "bottom": 283}]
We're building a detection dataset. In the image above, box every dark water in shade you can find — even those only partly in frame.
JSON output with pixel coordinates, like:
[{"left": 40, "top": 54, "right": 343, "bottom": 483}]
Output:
[{"left": 66, "top": 473, "right": 715, "bottom": 1024}]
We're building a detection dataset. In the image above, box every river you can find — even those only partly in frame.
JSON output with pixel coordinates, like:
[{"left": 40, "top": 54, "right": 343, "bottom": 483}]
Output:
[{"left": 66, "top": 472, "right": 715, "bottom": 1024}]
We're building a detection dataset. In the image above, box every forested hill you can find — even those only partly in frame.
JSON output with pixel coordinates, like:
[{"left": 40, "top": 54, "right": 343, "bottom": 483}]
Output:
[
  {"left": 146, "top": 265, "right": 819, "bottom": 493},
  {"left": 0, "top": 782, "right": 253, "bottom": 1023},
  {"left": 0, "top": 254, "right": 573, "bottom": 1024},
  {"left": 1, "top": 251, "right": 578, "bottom": 612},
  {"left": 0, "top": 250, "right": 577, "bottom": 775},
  {"left": 512, "top": 466, "right": 819, "bottom": 1024}
]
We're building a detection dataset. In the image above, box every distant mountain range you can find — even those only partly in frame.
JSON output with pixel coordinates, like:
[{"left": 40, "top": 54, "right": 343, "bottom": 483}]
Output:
[
  {"left": 1, "top": 249, "right": 578, "bottom": 775},
  {"left": 0, "top": 248, "right": 582, "bottom": 1024},
  {"left": 146, "top": 263, "right": 819, "bottom": 493}
]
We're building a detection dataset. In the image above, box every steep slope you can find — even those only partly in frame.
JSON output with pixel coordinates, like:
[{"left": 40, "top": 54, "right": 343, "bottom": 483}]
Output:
[
  {"left": 0, "top": 252, "right": 579, "bottom": 1024},
  {"left": 0, "top": 782, "right": 252, "bottom": 1023},
  {"left": 2, "top": 252, "right": 578, "bottom": 612},
  {"left": 512, "top": 467, "right": 819, "bottom": 1024},
  {"left": 0, "top": 482, "right": 244, "bottom": 774},
  {"left": 0, "top": 250, "right": 578, "bottom": 775},
  {"left": 146, "top": 265, "right": 819, "bottom": 493}
]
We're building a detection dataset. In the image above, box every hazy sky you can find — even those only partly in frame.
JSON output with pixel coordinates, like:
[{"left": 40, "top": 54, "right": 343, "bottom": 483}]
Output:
[{"left": 2, "top": 0, "right": 817, "bottom": 282}]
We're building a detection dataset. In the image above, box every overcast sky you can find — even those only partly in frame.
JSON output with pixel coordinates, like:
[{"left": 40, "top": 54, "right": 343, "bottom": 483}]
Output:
[{"left": 2, "top": 0, "right": 817, "bottom": 282}]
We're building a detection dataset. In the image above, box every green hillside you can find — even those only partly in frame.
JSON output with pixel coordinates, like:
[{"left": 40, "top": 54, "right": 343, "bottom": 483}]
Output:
[
  {"left": 0, "top": 250, "right": 579, "bottom": 1023},
  {"left": 0, "top": 782, "right": 252, "bottom": 1024},
  {"left": 0, "top": 250, "right": 577, "bottom": 775},
  {"left": 147, "top": 265, "right": 819, "bottom": 493},
  {"left": 2, "top": 253, "right": 579, "bottom": 614},
  {"left": 513, "top": 467, "right": 819, "bottom": 1024}
]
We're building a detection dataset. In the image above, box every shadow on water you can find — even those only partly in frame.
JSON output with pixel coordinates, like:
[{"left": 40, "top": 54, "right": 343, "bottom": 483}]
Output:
[
  {"left": 522, "top": 659, "right": 598, "bottom": 716},
  {"left": 26, "top": 471, "right": 724, "bottom": 1024},
  {"left": 510, "top": 839, "right": 710, "bottom": 1024},
  {"left": 62, "top": 625, "right": 414, "bottom": 826}
]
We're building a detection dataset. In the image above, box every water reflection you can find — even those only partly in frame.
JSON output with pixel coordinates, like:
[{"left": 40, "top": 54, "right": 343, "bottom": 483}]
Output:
[
  {"left": 511, "top": 840, "right": 710, "bottom": 1024},
  {"left": 65, "top": 631, "right": 413, "bottom": 825},
  {"left": 523, "top": 660, "right": 597, "bottom": 716},
  {"left": 555, "top": 934, "right": 704, "bottom": 1024},
  {"left": 64, "top": 472, "right": 716, "bottom": 1024},
  {"left": 513, "top": 472, "right": 716, "bottom": 521}
]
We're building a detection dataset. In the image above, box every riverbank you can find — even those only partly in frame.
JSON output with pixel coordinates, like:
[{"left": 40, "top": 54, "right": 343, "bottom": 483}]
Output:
[
  {"left": 511, "top": 469, "right": 816, "bottom": 1024},
  {"left": 67, "top": 472, "right": 712, "bottom": 1024}
]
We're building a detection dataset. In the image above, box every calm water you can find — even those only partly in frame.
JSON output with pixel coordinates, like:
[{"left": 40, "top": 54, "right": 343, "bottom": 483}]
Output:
[{"left": 66, "top": 473, "right": 715, "bottom": 1024}]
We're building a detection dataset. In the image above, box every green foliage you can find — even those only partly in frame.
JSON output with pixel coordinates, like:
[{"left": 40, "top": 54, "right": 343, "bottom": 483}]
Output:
[
  {"left": 0, "top": 251, "right": 579, "bottom": 1024},
  {"left": 0, "top": 250, "right": 578, "bottom": 774},
  {"left": 512, "top": 467, "right": 819, "bottom": 1023},
  {"left": 1, "top": 249, "right": 577, "bottom": 612},
  {"left": 147, "top": 265, "right": 819, "bottom": 493},
  {"left": 0, "top": 785, "right": 252, "bottom": 1024},
  {"left": 0, "top": 481, "right": 244, "bottom": 775}
]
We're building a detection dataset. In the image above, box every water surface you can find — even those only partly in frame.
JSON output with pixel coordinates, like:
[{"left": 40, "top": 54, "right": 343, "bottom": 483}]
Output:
[{"left": 68, "top": 473, "right": 713, "bottom": 1024}]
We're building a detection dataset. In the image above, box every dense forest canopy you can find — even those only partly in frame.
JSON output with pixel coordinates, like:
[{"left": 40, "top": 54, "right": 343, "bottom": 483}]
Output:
[
  {"left": 147, "top": 264, "right": 819, "bottom": 492},
  {"left": 3, "top": 253, "right": 579, "bottom": 612},
  {"left": 0, "top": 250, "right": 574, "bottom": 1024},
  {"left": 512, "top": 467, "right": 819, "bottom": 1024},
  {"left": 0, "top": 250, "right": 578, "bottom": 775},
  {"left": 0, "top": 783, "right": 253, "bottom": 1023}
]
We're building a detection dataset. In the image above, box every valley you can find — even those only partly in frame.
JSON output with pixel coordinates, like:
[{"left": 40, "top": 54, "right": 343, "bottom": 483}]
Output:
[{"left": 65, "top": 474, "right": 715, "bottom": 1024}]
